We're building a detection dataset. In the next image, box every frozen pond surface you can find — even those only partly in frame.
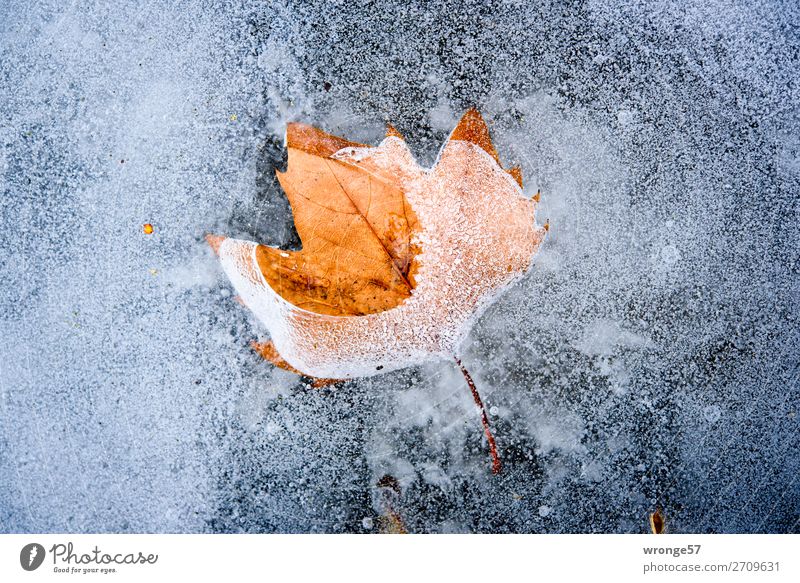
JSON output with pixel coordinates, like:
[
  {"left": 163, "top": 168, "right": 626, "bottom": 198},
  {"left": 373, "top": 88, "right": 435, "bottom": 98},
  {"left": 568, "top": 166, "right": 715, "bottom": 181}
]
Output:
[{"left": 1, "top": 0, "right": 798, "bottom": 533}]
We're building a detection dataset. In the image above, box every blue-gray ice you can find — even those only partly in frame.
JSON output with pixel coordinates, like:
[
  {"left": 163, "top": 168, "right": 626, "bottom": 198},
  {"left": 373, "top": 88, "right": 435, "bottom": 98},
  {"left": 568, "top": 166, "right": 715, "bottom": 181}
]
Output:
[{"left": 1, "top": 0, "right": 798, "bottom": 533}]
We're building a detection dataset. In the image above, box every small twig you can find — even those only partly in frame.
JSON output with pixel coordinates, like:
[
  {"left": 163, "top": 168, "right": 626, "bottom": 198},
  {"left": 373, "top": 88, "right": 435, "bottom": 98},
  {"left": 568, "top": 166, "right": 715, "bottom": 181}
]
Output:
[{"left": 455, "top": 357, "right": 502, "bottom": 474}]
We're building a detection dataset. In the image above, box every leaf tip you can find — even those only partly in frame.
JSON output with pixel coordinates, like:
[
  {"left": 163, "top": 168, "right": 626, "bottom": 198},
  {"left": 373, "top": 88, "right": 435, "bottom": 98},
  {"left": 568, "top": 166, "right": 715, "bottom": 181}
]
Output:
[
  {"left": 251, "top": 340, "right": 343, "bottom": 388},
  {"left": 450, "top": 108, "right": 501, "bottom": 166},
  {"left": 649, "top": 509, "right": 665, "bottom": 534},
  {"left": 285, "top": 121, "right": 367, "bottom": 157},
  {"left": 205, "top": 234, "right": 226, "bottom": 255},
  {"left": 385, "top": 124, "right": 404, "bottom": 140}
]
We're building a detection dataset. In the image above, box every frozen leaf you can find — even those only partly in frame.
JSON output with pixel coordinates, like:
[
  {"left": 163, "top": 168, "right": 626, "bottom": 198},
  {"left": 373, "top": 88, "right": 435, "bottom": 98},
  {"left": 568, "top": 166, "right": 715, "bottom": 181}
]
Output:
[{"left": 210, "top": 109, "right": 546, "bottom": 472}]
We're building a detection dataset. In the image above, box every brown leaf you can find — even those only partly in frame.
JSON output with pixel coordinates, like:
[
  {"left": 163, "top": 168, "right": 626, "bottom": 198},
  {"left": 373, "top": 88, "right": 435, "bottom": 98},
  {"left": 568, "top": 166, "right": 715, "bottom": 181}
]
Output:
[
  {"left": 649, "top": 509, "right": 666, "bottom": 534},
  {"left": 210, "top": 109, "right": 545, "bottom": 379},
  {"left": 209, "top": 110, "right": 546, "bottom": 472},
  {"left": 256, "top": 122, "right": 420, "bottom": 317}
]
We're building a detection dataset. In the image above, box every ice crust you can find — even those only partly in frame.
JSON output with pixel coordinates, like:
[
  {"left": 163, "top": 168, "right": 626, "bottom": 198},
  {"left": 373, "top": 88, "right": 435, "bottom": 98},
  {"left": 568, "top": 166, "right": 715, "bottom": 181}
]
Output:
[{"left": 0, "top": 0, "right": 797, "bottom": 533}]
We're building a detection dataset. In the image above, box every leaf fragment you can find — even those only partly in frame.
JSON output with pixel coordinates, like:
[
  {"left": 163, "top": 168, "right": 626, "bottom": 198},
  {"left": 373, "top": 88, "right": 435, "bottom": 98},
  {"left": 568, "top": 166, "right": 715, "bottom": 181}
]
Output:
[{"left": 649, "top": 509, "right": 665, "bottom": 534}]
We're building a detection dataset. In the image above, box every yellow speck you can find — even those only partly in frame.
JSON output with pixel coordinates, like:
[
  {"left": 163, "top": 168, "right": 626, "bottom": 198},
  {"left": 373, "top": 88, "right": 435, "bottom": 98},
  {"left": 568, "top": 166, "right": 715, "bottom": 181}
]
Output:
[
  {"left": 229, "top": 114, "right": 238, "bottom": 122},
  {"left": 148, "top": 268, "right": 159, "bottom": 276},
  {"left": 143, "top": 223, "right": 154, "bottom": 235}
]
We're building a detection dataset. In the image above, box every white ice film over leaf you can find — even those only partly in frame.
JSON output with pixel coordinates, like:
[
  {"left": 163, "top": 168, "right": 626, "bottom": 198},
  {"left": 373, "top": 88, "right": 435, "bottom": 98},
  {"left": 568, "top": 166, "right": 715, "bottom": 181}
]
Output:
[{"left": 217, "top": 134, "right": 546, "bottom": 378}]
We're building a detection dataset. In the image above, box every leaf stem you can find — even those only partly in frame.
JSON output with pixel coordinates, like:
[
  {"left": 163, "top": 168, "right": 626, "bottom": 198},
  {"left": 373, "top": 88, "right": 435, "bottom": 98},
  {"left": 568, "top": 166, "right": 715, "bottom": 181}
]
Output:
[{"left": 454, "top": 357, "right": 502, "bottom": 475}]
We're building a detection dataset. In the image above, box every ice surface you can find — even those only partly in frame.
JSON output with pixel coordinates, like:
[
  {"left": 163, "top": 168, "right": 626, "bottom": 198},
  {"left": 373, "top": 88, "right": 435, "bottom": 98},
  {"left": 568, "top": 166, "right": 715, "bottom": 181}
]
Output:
[{"left": 1, "top": 0, "right": 797, "bottom": 533}]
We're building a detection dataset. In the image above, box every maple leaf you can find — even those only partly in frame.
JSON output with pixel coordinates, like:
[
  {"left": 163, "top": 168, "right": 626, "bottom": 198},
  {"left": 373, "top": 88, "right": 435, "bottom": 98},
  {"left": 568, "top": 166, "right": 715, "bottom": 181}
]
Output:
[{"left": 208, "top": 109, "right": 546, "bottom": 473}]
